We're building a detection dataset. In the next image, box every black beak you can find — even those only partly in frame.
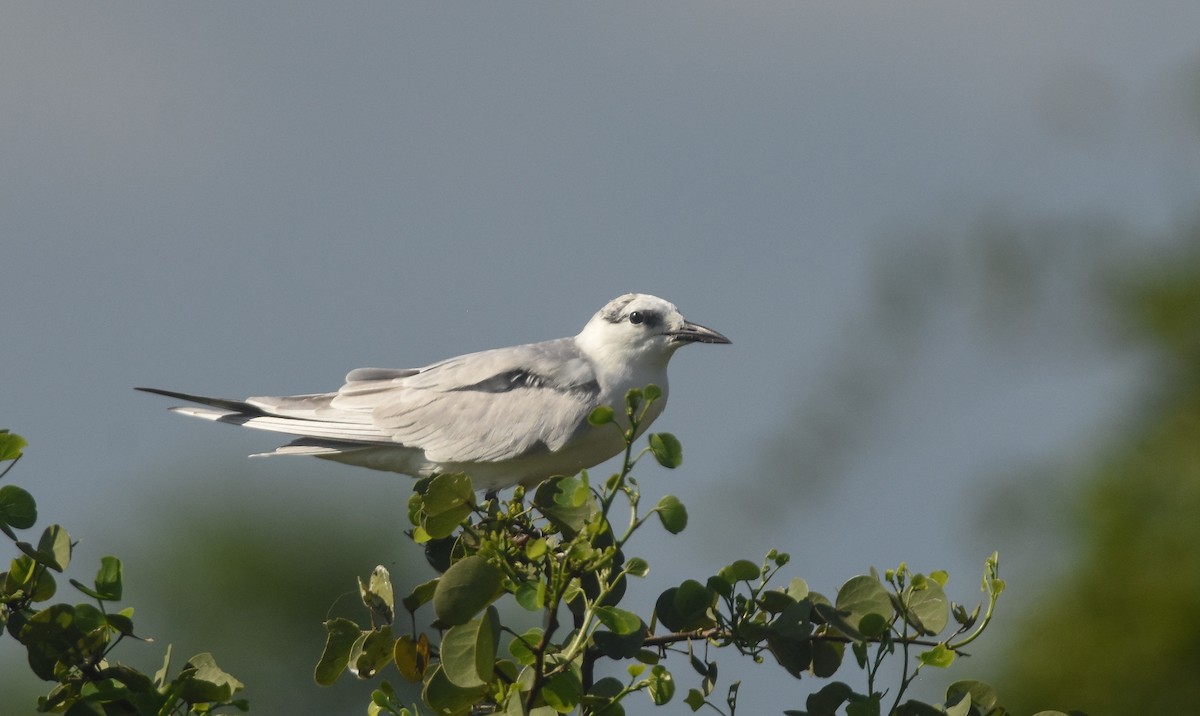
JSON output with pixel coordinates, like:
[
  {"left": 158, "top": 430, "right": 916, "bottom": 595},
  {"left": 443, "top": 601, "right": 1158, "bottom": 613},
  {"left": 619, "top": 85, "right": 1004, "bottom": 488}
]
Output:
[{"left": 668, "top": 320, "right": 732, "bottom": 345}]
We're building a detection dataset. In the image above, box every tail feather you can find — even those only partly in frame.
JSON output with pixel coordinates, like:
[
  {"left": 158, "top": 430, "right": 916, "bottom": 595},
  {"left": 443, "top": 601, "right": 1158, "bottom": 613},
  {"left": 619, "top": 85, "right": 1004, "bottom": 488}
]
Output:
[
  {"left": 135, "top": 387, "right": 265, "bottom": 416},
  {"left": 139, "top": 386, "right": 391, "bottom": 444}
]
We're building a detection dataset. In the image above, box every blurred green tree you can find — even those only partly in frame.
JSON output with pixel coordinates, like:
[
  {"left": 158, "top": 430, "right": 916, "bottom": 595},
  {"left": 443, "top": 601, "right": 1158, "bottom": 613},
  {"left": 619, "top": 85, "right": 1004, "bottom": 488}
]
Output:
[
  {"left": 1001, "top": 240, "right": 1200, "bottom": 715},
  {"left": 0, "top": 456, "right": 429, "bottom": 715}
]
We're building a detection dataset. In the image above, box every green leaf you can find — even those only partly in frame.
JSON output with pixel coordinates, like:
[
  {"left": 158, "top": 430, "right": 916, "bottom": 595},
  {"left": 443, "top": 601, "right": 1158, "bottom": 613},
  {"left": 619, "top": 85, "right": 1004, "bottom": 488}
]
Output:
[
  {"left": 918, "top": 643, "right": 956, "bottom": 668},
  {"left": 626, "top": 557, "right": 650, "bottom": 578},
  {"left": 96, "top": 555, "right": 123, "bottom": 600},
  {"left": 73, "top": 602, "right": 107, "bottom": 635},
  {"left": 515, "top": 580, "right": 546, "bottom": 611},
  {"left": 811, "top": 602, "right": 864, "bottom": 641},
  {"left": 757, "top": 589, "right": 796, "bottom": 614},
  {"left": 6, "top": 554, "right": 57, "bottom": 600},
  {"left": 177, "top": 652, "right": 245, "bottom": 704},
  {"left": 645, "top": 665, "right": 675, "bottom": 705},
  {"left": 945, "top": 680, "right": 999, "bottom": 712},
  {"left": 648, "top": 433, "right": 683, "bottom": 468},
  {"left": 154, "top": 643, "right": 174, "bottom": 688},
  {"left": 423, "top": 664, "right": 486, "bottom": 716},
  {"left": 441, "top": 607, "right": 499, "bottom": 689},
  {"left": 588, "top": 406, "right": 616, "bottom": 426},
  {"left": 403, "top": 578, "right": 439, "bottom": 614},
  {"left": 685, "top": 689, "right": 706, "bottom": 712},
  {"left": 106, "top": 611, "right": 136, "bottom": 636},
  {"left": 0, "top": 432, "right": 27, "bottom": 462},
  {"left": 524, "top": 537, "right": 548, "bottom": 560},
  {"left": 943, "top": 690, "right": 972, "bottom": 716},
  {"left": 314, "top": 617, "right": 362, "bottom": 686},
  {"left": 0, "top": 484, "right": 37, "bottom": 537},
  {"left": 836, "top": 575, "right": 894, "bottom": 634},
  {"left": 806, "top": 681, "right": 854, "bottom": 715},
  {"left": 786, "top": 577, "right": 809, "bottom": 600},
  {"left": 674, "top": 580, "right": 716, "bottom": 623},
  {"left": 771, "top": 600, "right": 813, "bottom": 640},
  {"left": 857, "top": 612, "right": 888, "bottom": 638},
  {"left": 423, "top": 473, "right": 474, "bottom": 512},
  {"left": 433, "top": 556, "right": 504, "bottom": 626},
  {"left": 72, "top": 556, "right": 124, "bottom": 601},
  {"left": 30, "top": 567, "right": 57, "bottom": 602},
  {"left": 508, "top": 627, "right": 541, "bottom": 666},
  {"left": 906, "top": 579, "right": 949, "bottom": 635},
  {"left": 624, "top": 388, "right": 644, "bottom": 414},
  {"left": 767, "top": 632, "right": 812, "bottom": 678},
  {"left": 655, "top": 580, "right": 717, "bottom": 632},
  {"left": 18, "top": 524, "right": 71, "bottom": 572},
  {"left": 811, "top": 639, "right": 843, "bottom": 678},
  {"left": 533, "top": 475, "right": 598, "bottom": 537},
  {"left": 846, "top": 694, "right": 883, "bottom": 716},
  {"left": 594, "top": 627, "right": 646, "bottom": 660},
  {"left": 359, "top": 565, "right": 395, "bottom": 625},
  {"left": 594, "top": 606, "right": 643, "bottom": 636},
  {"left": 543, "top": 668, "right": 584, "bottom": 713},
  {"left": 643, "top": 384, "right": 663, "bottom": 402},
  {"left": 655, "top": 494, "right": 688, "bottom": 534},
  {"left": 420, "top": 474, "right": 475, "bottom": 539},
  {"left": 350, "top": 625, "right": 397, "bottom": 679},
  {"left": 718, "top": 560, "right": 761, "bottom": 584}
]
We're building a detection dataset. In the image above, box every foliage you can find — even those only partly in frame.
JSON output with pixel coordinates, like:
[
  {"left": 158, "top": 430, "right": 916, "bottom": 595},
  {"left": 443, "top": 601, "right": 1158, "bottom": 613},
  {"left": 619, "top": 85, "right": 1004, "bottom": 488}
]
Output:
[
  {"left": 313, "top": 390, "right": 1050, "bottom": 716},
  {"left": 0, "top": 430, "right": 247, "bottom": 714},
  {"left": 1001, "top": 252, "right": 1200, "bottom": 715}
]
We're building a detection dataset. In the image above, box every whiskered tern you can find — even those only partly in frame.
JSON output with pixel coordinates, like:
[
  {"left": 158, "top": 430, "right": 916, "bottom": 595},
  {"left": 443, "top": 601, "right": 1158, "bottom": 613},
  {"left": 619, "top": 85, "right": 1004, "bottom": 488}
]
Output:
[{"left": 138, "top": 294, "right": 729, "bottom": 491}]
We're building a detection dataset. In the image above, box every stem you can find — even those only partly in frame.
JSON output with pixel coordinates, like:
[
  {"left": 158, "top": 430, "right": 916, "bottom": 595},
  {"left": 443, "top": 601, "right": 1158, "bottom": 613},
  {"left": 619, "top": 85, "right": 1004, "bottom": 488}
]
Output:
[
  {"left": 888, "top": 611, "right": 912, "bottom": 716},
  {"left": 948, "top": 554, "right": 1002, "bottom": 650},
  {"left": 0, "top": 454, "right": 20, "bottom": 481}
]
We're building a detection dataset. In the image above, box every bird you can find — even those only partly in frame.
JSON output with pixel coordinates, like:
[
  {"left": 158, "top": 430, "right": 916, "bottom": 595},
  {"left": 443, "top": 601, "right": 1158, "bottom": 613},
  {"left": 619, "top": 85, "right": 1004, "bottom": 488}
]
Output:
[{"left": 138, "top": 294, "right": 730, "bottom": 491}]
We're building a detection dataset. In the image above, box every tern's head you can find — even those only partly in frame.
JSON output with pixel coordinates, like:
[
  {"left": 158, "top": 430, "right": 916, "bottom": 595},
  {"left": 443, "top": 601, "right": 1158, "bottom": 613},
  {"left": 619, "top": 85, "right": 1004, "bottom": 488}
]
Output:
[{"left": 576, "top": 294, "right": 730, "bottom": 366}]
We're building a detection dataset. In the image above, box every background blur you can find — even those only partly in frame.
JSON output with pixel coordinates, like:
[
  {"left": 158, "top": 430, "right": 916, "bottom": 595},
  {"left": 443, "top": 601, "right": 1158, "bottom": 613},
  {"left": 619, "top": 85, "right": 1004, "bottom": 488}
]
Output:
[{"left": 4, "top": 4, "right": 1200, "bottom": 715}]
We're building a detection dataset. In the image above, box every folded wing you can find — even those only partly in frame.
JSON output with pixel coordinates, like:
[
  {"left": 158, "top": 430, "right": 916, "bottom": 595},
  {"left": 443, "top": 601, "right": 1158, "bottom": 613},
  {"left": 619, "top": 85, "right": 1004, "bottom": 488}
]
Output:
[
  {"left": 336, "top": 338, "right": 601, "bottom": 463},
  {"left": 141, "top": 337, "right": 603, "bottom": 466}
]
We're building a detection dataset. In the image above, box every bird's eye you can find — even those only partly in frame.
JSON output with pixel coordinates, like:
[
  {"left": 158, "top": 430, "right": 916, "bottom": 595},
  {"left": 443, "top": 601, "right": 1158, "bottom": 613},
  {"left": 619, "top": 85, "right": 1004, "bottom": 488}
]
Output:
[{"left": 629, "top": 311, "right": 644, "bottom": 325}]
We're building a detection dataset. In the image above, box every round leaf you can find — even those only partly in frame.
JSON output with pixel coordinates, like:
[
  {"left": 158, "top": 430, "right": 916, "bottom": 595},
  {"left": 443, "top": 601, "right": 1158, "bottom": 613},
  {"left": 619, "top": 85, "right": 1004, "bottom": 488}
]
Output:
[
  {"left": 394, "top": 633, "right": 429, "bottom": 682},
  {"left": 836, "top": 575, "right": 894, "bottom": 631},
  {"left": 918, "top": 643, "right": 956, "bottom": 668},
  {"left": 350, "top": 625, "right": 396, "bottom": 678},
  {"left": 0, "top": 484, "right": 36, "bottom": 531},
  {"left": 594, "top": 628, "right": 646, "bottom": 660},
  {"left": 508, "top": 627, "right": 542, "bottom": 666},
  {"left": 433, "top": 556, "right": 504, "bottom": 626},
  {"left": 441, "top": 607, "right": 499, "bottom": 689},
  {"left": 0, "top": 432, "right": 27, "bottom": 462},
  {"left": 656, "top": 580, "right": 716, "bottom": 632},
  {"left": 649, "top": 433, "right": 683, "bottom": 469},
  {"left": 625, "top": 557, "right": 650, "bottom": 578},
  {"left": 946, "top": 680, "right": 999, "bottom": 712},
  {"left": 718, "top": 560, "right": 761, "bottom": 584},
  {"left": 594, "top": 606, "right": 643, "bottom": 636},
  {"left": 588, "top": 406, "right": 615, "bottom": 426},
  {"left": 315, "top": 617, "right": 362, "bottom": 686},
  {"left": 907, "top": 580, "right": 949, "bottom": 635},
  {"left": 423, "top": 664, "right": 486, "bottom": 716},
  {"left": 645, "top": 665, "right": 675, "bottom": 705},
  {"left": 543, "top": 668, "right": 584, "bottom": 713},
  {"left": 655, "top": 495, "right": 688, "bottom": 534}
]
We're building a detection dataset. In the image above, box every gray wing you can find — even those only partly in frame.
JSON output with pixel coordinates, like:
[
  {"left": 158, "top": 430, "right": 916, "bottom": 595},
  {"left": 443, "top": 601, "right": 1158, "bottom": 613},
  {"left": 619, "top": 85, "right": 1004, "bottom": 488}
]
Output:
[{"left": 330, "top": 338, "right": 602, "bottom": 463}]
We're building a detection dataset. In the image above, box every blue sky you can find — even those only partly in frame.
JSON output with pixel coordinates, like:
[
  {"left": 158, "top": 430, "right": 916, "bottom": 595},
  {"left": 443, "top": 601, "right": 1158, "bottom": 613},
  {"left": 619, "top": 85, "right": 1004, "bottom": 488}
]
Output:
[{"left": 4, "top": 3, "right": 1199, "bottom": 712}]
